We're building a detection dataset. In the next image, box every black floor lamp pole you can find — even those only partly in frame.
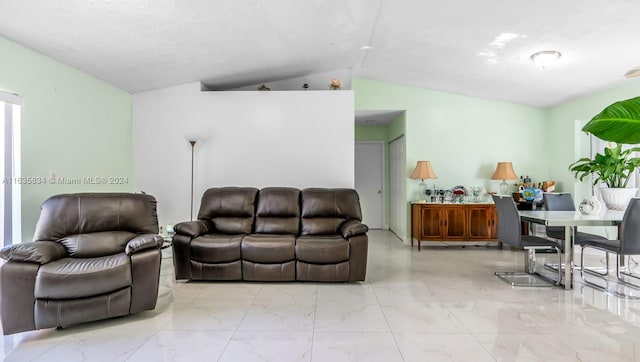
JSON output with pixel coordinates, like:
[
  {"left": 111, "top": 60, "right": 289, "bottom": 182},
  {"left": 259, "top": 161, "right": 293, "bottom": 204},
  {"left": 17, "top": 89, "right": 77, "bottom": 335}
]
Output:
[{"left": 189, "top": 140, "right": 196, "bottom": 221}]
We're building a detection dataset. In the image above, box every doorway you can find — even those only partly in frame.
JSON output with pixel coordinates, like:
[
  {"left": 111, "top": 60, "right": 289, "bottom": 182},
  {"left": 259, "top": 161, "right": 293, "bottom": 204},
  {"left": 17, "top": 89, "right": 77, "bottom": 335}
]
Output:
[{"left": 355, "top": 141, "right": 384, "bottom": 229}]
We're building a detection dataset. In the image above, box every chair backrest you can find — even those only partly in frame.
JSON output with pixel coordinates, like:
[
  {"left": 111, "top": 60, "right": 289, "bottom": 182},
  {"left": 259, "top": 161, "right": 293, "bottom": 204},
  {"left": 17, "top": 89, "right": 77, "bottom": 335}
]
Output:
[
  {"left": 543, "top": 193, "right": 575, "bottom": 237},
  {"left": 254, "top": 187, "right": 300, "bottom": 234},
  {"left": 198, "top": 187, "right": 259, "bottom": 234},
  {"left": 491, "top": 194, "right": 523, "bottom": 249},
  {"left": 620, "top": 198, "right": 640, "bottom": 255},
  {"left": 33, "top": 193, "right": 159, "bottom": 257},
  {"left": 300, "top": 188, "right": 362, "bottom": 235},
  {"left": 543, "top": 193, "right": 575, "bottom": 211}
]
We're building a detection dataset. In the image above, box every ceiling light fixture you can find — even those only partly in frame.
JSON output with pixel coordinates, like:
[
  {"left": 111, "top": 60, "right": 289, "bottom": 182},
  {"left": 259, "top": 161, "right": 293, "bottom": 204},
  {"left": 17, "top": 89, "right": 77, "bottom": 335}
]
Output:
[
  {"left": 624, "top": 67, "right": 640, "bottom": 78},
  {"left": 530, "top": 50, "right": 561, "bottom": 68}
]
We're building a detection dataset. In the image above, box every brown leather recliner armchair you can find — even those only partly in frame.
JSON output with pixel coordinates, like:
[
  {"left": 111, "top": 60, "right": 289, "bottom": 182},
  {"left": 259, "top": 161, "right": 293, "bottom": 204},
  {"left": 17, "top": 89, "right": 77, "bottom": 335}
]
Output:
[{"left": 0, "top": 193, "right": 164, "bottom": 335}]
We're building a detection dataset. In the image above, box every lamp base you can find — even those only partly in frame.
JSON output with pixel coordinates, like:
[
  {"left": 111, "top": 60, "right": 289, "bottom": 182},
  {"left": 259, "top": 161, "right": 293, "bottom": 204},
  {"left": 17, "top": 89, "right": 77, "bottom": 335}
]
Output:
[
  {"left": 417, "top": 181, "right": 427, "bottom": 202},
  {"left": 500, "top": 181, "right": 508, "bottom": 195}
]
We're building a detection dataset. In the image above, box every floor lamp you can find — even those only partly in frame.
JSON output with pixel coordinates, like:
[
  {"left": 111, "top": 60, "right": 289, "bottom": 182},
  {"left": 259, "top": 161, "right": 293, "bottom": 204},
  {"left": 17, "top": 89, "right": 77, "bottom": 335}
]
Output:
[{"left": 188, "top": 140, "right": 197, "bottom": 221}]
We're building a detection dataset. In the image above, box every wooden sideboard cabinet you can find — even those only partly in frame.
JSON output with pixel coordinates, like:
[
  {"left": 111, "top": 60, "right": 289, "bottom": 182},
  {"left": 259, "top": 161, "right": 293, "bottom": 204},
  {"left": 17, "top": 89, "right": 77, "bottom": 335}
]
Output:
[{"left": 411, "top": 203, "right": 498, "bottom": 251}]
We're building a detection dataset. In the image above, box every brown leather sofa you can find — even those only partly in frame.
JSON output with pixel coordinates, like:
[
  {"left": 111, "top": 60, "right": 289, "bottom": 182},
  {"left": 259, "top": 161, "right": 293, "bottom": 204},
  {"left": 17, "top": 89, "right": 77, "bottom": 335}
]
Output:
[
  {"left": 172, "top": 187, "right": 369, "bottom": 282},
  {"left": 0, "top": 193, "right": 164, "bottom": 335}
]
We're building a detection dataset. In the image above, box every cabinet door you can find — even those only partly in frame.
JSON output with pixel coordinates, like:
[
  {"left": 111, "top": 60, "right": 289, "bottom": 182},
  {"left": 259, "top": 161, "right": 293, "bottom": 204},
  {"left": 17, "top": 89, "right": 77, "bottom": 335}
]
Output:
[
  {"left": 467, "top": 206, "right": 492, "bottom": 240},
  {"left": 490, "top": 205, "right": 499, "bottom": 239},
  {"left": 442, "top": 206, "right": 466, "bottom": 240},
  {"left": 419, "top": 205, "right": 443, "bottom": 239}
]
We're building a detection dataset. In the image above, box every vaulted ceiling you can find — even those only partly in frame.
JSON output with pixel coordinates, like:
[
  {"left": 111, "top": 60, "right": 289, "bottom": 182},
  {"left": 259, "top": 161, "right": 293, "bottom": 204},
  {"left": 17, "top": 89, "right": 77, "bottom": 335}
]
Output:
[{"left": 1, "top": 0, "right": 639, "bottom": 108}]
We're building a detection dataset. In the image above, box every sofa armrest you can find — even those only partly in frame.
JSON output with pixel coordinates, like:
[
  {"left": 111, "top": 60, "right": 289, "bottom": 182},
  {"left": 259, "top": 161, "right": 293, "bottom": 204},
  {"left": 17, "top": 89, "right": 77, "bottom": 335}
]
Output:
[
  {"left": 0, "top": 241, "right": 67, "bottom": 264},
  {"left": 174, "top": 220, "right": 213, "bottom": 237},
  {"left": 340, "top": 220, "right": 369, "bottom": 238},
  {"left": 126, "top": 234, "right": 164, "bottom": 255}
]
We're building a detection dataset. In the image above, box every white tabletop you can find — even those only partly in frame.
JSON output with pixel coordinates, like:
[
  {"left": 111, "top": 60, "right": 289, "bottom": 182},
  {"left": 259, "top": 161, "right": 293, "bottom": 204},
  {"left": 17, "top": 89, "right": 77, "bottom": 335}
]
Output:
[{"left": 518, "top": 210, "right": 624, "bottom": 227}]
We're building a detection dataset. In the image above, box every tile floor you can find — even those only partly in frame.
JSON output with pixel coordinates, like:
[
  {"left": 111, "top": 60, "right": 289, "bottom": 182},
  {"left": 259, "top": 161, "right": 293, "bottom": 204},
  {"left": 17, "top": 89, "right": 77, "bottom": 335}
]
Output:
[{"left": 2, "top": 230, "right": 640, "bottom": 361}]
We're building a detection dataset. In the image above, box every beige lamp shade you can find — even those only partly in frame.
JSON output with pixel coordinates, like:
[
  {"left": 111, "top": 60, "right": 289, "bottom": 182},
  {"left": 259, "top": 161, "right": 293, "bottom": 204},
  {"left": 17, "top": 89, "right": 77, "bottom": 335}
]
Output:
[
  {"left": 491, "top": 162, "right": 517, "bottom": 195},
  {"left": 411, "top": 161, "right": 438, "bottom": 180},
  {"left": 490, "top": 162, "right": 517, "bottom": 180}
]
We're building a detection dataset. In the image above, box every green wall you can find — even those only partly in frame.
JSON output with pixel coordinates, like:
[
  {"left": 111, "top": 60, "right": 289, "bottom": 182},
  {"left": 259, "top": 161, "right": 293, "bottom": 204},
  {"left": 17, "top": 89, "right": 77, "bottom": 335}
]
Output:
[
  {"left": 0, "top": 36, "right": 132, "bottom": 240},
  {"left": 354, "top": 78, "right": 549, "bottom": 239},
  {"left": 548, "top": 81, "right": 640, "bottom": 203}
]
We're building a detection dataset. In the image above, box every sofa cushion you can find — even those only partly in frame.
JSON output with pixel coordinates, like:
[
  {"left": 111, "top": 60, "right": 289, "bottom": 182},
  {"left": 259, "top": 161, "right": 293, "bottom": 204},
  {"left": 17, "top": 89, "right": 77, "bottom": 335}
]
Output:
[
  {"left": 197, "top": 187, "right": 258, "bottom": 234},
  {"left": 295, "top": 235, "right": 350, "bottom": 263},
  {"left": 300, "top": 188, "right": 363, "bottom": 235},
  {"left": 34, "top": 254, "right": 131, "bottom": 299},
  {"left": 189, "top": 260, "right": 242, "bottom": 280},
  {"left": 242, "top": 234, "right": 295, "bottom": 263},
  {"left": 242, "top": 260, "right": 295, "bottom": 281},
  {"left": 255, "top": 187, "right": 300, "bottom": 234},
  {"left": 191, "top": 234, "right": 242, "bottom": 263},
  {"left": 296, "top": 261, "right": 349, "bottom": 282}
]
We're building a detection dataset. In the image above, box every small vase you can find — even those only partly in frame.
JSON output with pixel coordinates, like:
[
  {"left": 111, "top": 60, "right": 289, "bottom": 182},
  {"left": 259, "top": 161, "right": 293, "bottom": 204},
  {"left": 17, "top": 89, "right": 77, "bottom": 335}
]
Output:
[
  {"left": 600, "top": 187, "right": 638, "bottom": 211},
  {"left": 579, "top": 196, "right": 601, "bottom": 215}
]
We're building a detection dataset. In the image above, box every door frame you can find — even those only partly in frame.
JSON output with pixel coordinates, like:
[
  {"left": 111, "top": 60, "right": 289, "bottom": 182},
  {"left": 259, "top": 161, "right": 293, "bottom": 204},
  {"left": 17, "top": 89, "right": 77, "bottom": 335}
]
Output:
[
  {"left": 355, "top": 141, "right": 386, "bottom": 229},
  {"left": 389, "top": 135, "right": 406, "bottom": 241}
]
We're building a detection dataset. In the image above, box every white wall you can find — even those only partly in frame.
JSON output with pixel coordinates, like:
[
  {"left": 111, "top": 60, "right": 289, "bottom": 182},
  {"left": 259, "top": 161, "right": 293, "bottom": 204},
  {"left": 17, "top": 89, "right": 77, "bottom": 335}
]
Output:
[{"left": 133, "top": 82, "right": 355, "bottom": 227}]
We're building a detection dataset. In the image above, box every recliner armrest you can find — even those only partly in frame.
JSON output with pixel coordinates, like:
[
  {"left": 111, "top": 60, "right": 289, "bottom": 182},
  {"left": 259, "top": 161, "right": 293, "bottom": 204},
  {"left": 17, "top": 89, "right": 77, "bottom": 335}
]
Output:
[
  {"left": 126, "top": 234, "right": 164, "bottom": 255},
  {"left": 0, "top": 241, "right": 67, "bottom": 264},
  {"left": 174, "top": 220, "right": 213, "bottom": 237},
  {"left": 340, "top": 219, "right": 369, "bottom": 238}
]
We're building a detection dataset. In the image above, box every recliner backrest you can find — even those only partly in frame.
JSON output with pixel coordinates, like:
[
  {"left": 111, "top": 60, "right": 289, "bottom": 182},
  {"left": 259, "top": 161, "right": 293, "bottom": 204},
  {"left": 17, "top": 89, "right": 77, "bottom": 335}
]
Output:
[
  {"left": 33, "top": 193, "right": 159, "bottom": 257},
  {"left": 254, "top": 187, "right": 300, "bottom": 234},
  {"left": 198, "top": 187, "right": 258, "bottom": 234},
  {"left": 300, "top": 188, "right": 362, "bottom": 235},
  {"left": 492, "top": 194, "right": 523, "bottom": 249}
]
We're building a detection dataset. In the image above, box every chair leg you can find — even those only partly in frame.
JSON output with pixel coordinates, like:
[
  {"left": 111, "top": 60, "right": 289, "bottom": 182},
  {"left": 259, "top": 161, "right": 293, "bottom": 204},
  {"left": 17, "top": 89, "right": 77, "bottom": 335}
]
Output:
[
  {"left": 583, "top": 251, "right": 610, "bottom": 277},
  {"left": 525, "top": 249, "right": 536, "bottom": 273},
  {"left": 495, "top": 248, "right": 558, "bottom": 287},
  {"left": 580, "top": 246, "right": 640, "bottom": 299},
  {"left": 615, "top": 255, "right": 640, "bottom": 289},
  {"left": 620, "top": 255, "right": 640, "bottom": 280}
]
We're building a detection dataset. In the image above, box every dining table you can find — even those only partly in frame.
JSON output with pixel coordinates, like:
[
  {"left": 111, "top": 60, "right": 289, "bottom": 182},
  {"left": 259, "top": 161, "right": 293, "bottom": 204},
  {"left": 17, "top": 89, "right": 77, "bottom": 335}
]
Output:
[{"left": 517, "top": 210, "right": 624, "bottom": 290}]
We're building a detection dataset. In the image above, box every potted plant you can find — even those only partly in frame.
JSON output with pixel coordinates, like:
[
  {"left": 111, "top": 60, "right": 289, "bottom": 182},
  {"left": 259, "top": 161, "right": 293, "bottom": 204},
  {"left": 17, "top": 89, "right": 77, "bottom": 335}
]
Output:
[{"left": 570, "top": 96, "right": 640, "bottom": 210}]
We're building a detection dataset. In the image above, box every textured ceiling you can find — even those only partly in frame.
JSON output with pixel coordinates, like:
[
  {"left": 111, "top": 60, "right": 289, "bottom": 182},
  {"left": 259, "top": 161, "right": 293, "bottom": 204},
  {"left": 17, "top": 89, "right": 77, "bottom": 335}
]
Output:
[{"left": 1, "top": 0, "right": 639, "bottom": 107}]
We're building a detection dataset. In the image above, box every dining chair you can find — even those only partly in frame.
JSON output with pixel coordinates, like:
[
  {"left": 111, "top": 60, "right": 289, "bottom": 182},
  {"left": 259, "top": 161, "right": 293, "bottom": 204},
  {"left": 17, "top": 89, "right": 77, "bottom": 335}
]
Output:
[
  {"left": 543, "top": 192, "right": 608, "bottom": 273},
  {"left": 580, "top": 198, "right": 640, "bottom": 298},
  {"left": 492, "top": 194, "right": 562, "bottom": 287}
]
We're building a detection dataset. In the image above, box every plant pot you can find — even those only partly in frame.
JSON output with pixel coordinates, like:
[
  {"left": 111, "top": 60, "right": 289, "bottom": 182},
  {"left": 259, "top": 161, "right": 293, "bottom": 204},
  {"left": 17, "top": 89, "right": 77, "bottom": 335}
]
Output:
[{"left": 600, "top": 187, "right": 638, "bottom": 210}]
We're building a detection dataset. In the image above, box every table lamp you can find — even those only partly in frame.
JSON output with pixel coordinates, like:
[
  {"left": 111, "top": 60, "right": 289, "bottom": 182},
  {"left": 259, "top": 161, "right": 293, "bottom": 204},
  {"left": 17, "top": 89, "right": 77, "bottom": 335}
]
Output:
[
  {"left": 410, "top": 161, "right": 438, "bottom": 202},
  {"left": 491, "top": 162, "right": 517, "bottom": 195}
]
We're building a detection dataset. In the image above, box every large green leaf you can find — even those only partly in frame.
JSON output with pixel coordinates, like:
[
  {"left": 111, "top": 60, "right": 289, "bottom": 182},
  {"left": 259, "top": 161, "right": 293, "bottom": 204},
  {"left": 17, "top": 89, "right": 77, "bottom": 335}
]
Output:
[{"left": 582, "top": 96, "right": 640, "bottom": 144}]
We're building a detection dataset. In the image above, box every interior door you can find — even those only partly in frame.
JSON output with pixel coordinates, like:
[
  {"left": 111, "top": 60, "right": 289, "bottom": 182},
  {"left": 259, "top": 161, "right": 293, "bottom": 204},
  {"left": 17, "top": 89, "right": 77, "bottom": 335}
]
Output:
[
  {"left": 355, "top": 141, "right": 384, "bottom": 229},
  {"left": 389, "top": 137, "right": 406, "bottom": 240}
]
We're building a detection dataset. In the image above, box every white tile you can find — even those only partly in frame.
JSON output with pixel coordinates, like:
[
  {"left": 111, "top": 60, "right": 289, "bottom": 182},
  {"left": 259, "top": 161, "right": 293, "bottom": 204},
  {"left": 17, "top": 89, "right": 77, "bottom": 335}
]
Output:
[
  {"left": 381, "top": 303, "right": 467, "bottom": 333},
  {"left": 474, "top": 333, "right": 581, "bottom": 361},
  {"left": 219, "top": 331, "right": 312, "bottom": 362},
  {"left": 312, "top": 332, "right": 402, "bottom": 362},
  {"left": 316, "top": 284, "right": 378, "bottom": 304},
  {"left": 127, "top": 330, "right": 233, "bottom": 361},
  {"left": 29, "top": 327, "right": 153, "bottom": 362},
  {"left": 315, "top": 301, "right": 390, "bottom": 332},
  {"left": 238, "top": 302, "right": 315, "bottom": 331},
  {"left": 446, "top": 301, "right": 542, "bottom": 334},
  {"left": 163, "top": 298, "right": 252, "bottom": 330},
  {"left": 395, "top": 333, "right": 494, "bottom": 362}
]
